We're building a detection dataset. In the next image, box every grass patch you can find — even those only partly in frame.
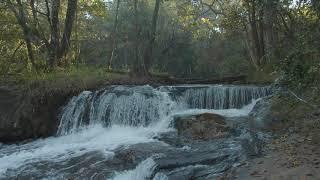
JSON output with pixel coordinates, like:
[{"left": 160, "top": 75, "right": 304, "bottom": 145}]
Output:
[{"left": 0, "top": 65, "right": 129, "bottom": 91}]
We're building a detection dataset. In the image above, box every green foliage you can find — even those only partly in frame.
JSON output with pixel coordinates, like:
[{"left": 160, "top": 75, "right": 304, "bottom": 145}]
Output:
[
  {"left": 0, "top": 0, "right": 319, "bottom": 84},
  {"left": 277, "top": 3, "right": 320, "bottom": 89},
  {"left": 280, "top": 51, "right": 320, "bottom": 88}
]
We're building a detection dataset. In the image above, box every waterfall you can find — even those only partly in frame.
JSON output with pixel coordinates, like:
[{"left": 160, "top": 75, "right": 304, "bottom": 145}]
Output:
[
  {"left": 57, "top": 91, "right": 93, "bottom": 135},
  {"left": 0, "top": 84, "right": 273, "bottom": 179},
  {"left": 57, "top": 86, "right": 179, "bottom": 136},
  {"left": 57, "top": 85, "right": 272, "bottom": 135},
  {"left": 179, "top": 85, "right": 271, "bottom": 109}
]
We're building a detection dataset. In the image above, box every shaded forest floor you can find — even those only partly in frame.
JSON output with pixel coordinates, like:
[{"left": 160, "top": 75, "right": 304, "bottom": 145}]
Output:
[{"left": 223, "top": 90, "right": 320, "bottom": 179}]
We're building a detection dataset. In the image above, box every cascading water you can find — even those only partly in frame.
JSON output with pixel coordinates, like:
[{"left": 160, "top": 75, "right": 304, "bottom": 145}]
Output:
[
  {"left": 57, "top": 85, "right": 181, "bottom": 135},
  {"left": 57, "top": 85, "right": 271, "bottom": 135},
  {"left": 178, "top": 85, "right": 271, "bottom": 109},
  {"left": 0, "top": 84, "right": 272, "bottom": 179}
]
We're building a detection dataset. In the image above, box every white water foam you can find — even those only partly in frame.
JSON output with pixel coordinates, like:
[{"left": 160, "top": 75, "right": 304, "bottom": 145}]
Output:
[
  {"left": 173, "top": 99, "right": 259, "bottom": 118},
  {"left": 57, "top": 86, "right": 182, "bottom": 136},
  {"left": 0, "top": 100, "right": 258, "bottom": 177},
  {"left": 110, "top": 157, "right": 158, "bottom": 180},
  {"left": 0, "top": 125, "right": 160, "bottom": 176},
  {"left": 153, "top": 173, "right": 169, "bottom": 180}
]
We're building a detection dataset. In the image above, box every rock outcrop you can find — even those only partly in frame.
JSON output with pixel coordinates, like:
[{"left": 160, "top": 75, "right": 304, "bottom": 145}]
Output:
[
  {"left": 0, "top": 85, "right": 79, "bottom": 143},
  {"left": 173, "top": 113, "right": 231, "bottom": 140},
  {"left": 249, "top": 96, "right": 284, "bottom": 130}
]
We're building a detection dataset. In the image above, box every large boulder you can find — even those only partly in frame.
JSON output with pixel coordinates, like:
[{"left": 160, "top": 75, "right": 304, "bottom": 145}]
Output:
[
  {"left": 249, "top": 97, "right": 272, "bottom": 128},
  {"left": 249, "top": 96, "right": 282, "bottom": 130},
  {"left": 173, "top": 113, "right": 231, "bottom": 141}
]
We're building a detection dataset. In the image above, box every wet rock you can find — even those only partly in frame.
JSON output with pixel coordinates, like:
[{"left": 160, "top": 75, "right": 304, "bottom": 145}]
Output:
[
  {"left": 249, "top": 97, "right": 277, "bottom": 129},
  {"left": 160, "top": 162, "right": 236, "bottom": 180},
  {"left": 152, "top": 141, "right": 243, "bottom": 179},
  {"left": 238, "top": 129, "right": 265, "bottom": 157},
  {"left": 158, "top": 165, "right": 207, "bottom": 180},
  {"left": 174, "top": 113, "right": 231, "bottom": 141},
  {"left": 155, "top": 140, "right": 241, "bottom": 169},
  {"left": 155, "top": 131, "right": 183, "bottom": 147},
  {"left": 115, "top": 142, "right": 174, "bottom": 168},
  {"left": 156, "top": 151, "right": 229, "bottom": 170}
]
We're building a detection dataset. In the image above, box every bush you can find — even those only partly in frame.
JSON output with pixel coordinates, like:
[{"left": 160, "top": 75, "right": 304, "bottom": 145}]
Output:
[{"left": 280, "top": 51, "right": 320, "bottom": 89}]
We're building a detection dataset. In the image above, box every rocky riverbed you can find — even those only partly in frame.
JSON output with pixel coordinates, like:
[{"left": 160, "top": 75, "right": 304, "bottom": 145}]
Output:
[
  {"left": 223, "top": 91, "right": 320, "bottom": 180},
  {"left": 0, "top": 84, "right": 273, "bottom": 179},
  {"left": 0, "top": 111, "right": 269, "bottom": 179}
]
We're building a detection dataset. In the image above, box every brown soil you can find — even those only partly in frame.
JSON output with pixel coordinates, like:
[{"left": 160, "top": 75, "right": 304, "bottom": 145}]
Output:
[{"left": 223, "top": 133, "right": 320, "bottom": 180}]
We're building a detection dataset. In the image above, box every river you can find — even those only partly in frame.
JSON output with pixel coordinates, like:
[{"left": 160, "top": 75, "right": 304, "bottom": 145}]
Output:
[{"left": 0, "top": 85, "right": 271, "bottom": 179}]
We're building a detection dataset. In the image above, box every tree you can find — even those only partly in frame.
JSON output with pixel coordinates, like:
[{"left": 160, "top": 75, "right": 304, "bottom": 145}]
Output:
[
  {"left": 48, "top": 0, "right": 78, "bottom": 68},
  {"left": 6, "top": 0, "right": 38, "bottom": 70},
  {"left": 263, "top": 0, "right": 278, "bottom": 62},
  {"left": 1, "top": 0, "right": 319, "bottom": 82},
  {"left": 107, "top": 0, "right": 121, "bottom": 70},
  {"left": 132, "top": 0, "right": 141, "bottom": 74},
  {"left": 5, "top": 0, "right": 78, "bottom": 70},
  {"left": 141, "top": 0, "right": 161, "bottom": 76}
]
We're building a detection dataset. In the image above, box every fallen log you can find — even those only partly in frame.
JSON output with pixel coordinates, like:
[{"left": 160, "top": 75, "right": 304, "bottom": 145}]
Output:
[{"left": 171, "top": 75, "right": 247, "bottom": 84}]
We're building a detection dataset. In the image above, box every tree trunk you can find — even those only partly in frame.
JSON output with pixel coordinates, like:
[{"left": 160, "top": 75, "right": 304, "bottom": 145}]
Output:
[
  {"left": 48, "top": 0, "right": 78, "bottom": 69},
  {"left": 132, "top": 0, "right": 142, "bottom": 75},
  {"left": 7, "top": 0, "right": 37, "bottom": 70},
  {"left": 59, "top": 0, "right": 78, "bottom": 61},
  {"left": 142, "top": 0, "right": 161, "bottom": 76},
  {"left": 263, "top": 0, "right": 277, "bottom": 63},
  {"left": 6, "top": 0, "right": 77, "bottom": 71},
  {"left": 49, "top": 0, "right": 61, "bottom": 69},
  {"left": 74, "top": 3, "right": 81, "bottom": 64},
  {"left": 108, "top": 0, "right": 121, "bottom": 71},
  {"left": 250, "top": 5, "right": 262, "bottom": 66},
  {"left": 30, "top": 0, "right": 38, "bottom": 28},
  {"left": 258, "top": 10, "right": 265, "bottom": 65},
  {"left": 25, "top": 37, "right": 36, "bottom": 68},
  {"left": 245, "top": 0, "right": 265, "bottom": 70}
]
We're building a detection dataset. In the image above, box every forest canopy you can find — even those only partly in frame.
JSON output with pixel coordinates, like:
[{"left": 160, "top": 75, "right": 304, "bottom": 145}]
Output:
[{"left": 0, "top": 0, "right": 319, "bottom": 86}]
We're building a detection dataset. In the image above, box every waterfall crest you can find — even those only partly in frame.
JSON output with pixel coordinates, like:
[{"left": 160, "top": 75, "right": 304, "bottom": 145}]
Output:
[
  {"left": 57, "top": 86, "right": 179, "bottom": 135},
  {"left": 57, "top": 85, "right": 272, "bottom": 135},
  {"left": 179, "top": 85, "right": 271, "bottom": 109}
]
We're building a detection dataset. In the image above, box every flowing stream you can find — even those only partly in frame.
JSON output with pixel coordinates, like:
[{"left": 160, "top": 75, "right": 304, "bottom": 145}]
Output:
[{"left": 0, "top": 85, "right": 271, "bottom": 179}]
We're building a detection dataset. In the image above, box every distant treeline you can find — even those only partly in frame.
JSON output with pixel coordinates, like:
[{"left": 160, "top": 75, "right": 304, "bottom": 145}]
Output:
[{"left": 0, "top": 0, "right": 319, "bottom": 85}]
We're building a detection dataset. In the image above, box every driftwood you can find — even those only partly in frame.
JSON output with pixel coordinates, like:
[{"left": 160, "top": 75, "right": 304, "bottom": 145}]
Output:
[
  {"left": 103, "top": 71, "right": 248, "bottom": 85},
  {"left": 288, "top": 90, "right": 318, "bottom": 109},
  {"left": 171, "top": 75, "right": 247, "bottom": 84}
]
